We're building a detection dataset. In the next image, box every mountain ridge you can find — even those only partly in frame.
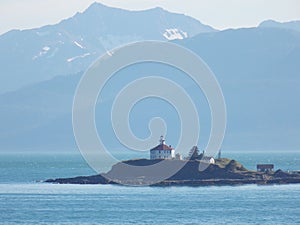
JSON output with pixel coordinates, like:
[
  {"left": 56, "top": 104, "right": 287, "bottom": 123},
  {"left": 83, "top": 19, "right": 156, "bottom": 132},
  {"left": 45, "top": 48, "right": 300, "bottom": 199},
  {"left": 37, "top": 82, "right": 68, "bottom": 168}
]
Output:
[
  {"left": 259, "top": 19, "right": 300, "bottom": 32},
  {"left": 0, "top": 3, "right": 300, "bottom": 152},
  {"left": 1, "top": 26, "right": 300, "bottom": 151},
  {"left": 0, "top": 2, "right": 215, "bottom": 94}
]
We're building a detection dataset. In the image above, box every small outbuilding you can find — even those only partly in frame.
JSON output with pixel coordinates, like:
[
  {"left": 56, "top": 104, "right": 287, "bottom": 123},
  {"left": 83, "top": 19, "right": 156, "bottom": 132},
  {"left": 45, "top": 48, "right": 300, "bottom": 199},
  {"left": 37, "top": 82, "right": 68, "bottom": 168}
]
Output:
[
  {"left": 257, "top": 164, "right": 274, "bottom": 172},
  {"left": 200, "top": 156, "right": 215, "bottom": 164}
]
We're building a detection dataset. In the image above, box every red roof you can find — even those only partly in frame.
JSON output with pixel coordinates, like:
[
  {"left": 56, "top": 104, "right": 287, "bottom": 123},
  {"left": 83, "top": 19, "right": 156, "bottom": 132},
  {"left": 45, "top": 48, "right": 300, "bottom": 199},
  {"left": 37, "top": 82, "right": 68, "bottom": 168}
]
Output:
[{"left": 150, "top": 144, "right": 174, "bottom": 151}]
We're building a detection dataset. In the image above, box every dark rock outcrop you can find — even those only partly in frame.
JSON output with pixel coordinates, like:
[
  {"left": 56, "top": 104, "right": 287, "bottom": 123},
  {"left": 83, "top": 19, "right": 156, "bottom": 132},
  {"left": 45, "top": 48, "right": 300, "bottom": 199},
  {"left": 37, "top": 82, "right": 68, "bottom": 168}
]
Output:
[{"left": 45, "top": 158, "right": 300, "bottom": 186}]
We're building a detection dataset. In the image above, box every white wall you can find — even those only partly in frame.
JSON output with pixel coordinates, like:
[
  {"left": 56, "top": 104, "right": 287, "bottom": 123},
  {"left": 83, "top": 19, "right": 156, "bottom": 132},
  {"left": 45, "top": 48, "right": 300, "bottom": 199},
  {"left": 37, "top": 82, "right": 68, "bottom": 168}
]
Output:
[{"left": 150, "top": 150, "right": 175, "bottom": 159}]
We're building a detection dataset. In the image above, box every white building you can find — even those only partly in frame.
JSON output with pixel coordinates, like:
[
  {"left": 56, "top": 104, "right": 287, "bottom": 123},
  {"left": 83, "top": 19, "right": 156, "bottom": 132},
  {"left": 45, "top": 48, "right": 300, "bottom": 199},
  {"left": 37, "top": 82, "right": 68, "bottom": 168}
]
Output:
[
  {"left": 150, "top": 136, "right": 175, "bottom": 160},
  {"left": 200, "top": 156, "right": 215, "bottom": 164}
]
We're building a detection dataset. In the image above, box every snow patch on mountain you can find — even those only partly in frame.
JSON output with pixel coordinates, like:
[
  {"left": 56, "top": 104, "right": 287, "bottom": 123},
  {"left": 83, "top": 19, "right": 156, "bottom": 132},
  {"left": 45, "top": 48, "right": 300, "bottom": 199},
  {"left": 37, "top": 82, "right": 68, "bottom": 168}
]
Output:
[
  {"left": 163, "top": 29, "right": 188, "bottom": 40},
  {"left": 43, "top": 46, "right": 50, "bottom": 51},
  {"left": 74, "top": 41, "right": 85, "bottom": 49},
  {"left": 32, "top": 46, "right": 51, "bottom": 60},
  {"left": 67, "top": 53, "right": 91, "bottom": 62}
]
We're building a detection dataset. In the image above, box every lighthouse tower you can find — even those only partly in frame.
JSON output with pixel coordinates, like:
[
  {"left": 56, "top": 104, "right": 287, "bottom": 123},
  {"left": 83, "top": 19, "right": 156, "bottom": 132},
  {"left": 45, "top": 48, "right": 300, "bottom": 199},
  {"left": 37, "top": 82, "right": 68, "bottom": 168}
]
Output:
[{"left": 150, "top": 136, "right": 175, "bottom": 160}]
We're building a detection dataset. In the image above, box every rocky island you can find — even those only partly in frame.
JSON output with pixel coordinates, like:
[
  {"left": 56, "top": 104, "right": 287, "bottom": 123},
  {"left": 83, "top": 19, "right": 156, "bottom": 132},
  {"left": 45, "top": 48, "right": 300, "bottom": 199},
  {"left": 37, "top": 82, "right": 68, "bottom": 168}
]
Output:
[
  {"left": 45, "top": 137, "right": 300, "bottom": 186},
  {"left": 45, "top": 158, "right": 300, "bottom": 186}
]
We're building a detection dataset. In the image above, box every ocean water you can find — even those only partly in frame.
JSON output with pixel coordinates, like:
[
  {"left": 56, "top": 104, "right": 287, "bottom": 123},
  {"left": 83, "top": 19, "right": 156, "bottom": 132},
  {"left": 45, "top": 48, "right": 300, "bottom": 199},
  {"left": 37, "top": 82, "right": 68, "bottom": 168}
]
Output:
[{"left": 0, "top": 151, "right": 299, "bottom": 224}]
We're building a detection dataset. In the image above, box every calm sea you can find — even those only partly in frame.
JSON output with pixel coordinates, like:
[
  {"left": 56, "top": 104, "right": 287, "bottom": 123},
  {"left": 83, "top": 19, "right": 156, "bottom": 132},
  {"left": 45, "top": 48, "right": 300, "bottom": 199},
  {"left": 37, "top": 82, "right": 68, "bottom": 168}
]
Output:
[{"left": 0, "top": 151, "right": 299, "bottom": 224}]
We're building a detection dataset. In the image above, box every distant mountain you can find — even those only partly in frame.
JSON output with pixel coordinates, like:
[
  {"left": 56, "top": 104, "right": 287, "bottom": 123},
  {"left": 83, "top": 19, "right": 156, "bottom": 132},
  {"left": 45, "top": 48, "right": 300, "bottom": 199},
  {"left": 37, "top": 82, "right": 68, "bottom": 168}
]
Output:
[
  {"left": 180, "top": 27, "right": 300, "bottom": 150},
  {"left": 259, "top": 20, "right": 300, "bottom": 32},
  {"left": 0, "top": 2, "right": 215, "bottom": 94},
  {"left": 1, "top": 26, "right": 300, "bottom": 151},
  {"left": 0, "top": 73, "right": 80, "bottom": 150}
]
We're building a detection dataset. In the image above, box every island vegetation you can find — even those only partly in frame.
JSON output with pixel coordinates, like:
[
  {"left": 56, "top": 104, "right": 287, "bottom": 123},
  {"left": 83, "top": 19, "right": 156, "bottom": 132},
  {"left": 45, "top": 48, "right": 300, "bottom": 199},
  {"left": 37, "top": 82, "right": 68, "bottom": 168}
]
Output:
[{"left": 45, "top": 157, "right": 300, "bottom": 186}]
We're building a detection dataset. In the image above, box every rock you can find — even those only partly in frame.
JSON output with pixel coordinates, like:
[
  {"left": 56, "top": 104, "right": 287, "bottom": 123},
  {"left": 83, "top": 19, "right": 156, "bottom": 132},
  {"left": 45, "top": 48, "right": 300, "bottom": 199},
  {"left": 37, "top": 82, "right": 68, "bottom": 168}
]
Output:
[{"left": 45, "top": 158, "right": 300, "bottom": 186}]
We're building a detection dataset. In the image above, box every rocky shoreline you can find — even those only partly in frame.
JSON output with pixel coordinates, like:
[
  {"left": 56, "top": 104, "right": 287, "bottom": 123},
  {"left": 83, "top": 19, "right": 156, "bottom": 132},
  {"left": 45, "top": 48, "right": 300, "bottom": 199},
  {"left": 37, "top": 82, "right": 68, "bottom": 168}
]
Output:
[{"left": 45, "top": 158, "right": 300, "bottom": 186}]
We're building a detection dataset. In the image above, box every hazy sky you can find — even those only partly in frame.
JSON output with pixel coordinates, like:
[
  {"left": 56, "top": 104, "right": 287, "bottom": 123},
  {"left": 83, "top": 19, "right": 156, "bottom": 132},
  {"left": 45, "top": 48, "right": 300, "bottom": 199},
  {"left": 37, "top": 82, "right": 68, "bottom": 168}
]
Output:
[{"left": 1, "top": 0, "right": 300, "bottom": 35}]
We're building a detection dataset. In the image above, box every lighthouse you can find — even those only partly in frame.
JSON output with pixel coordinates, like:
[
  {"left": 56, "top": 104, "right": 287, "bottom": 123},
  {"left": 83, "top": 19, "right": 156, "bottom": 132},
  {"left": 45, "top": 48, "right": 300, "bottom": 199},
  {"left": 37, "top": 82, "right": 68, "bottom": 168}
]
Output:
[{"left": 150, "top": 136, "right": 175, "bottom": 160}]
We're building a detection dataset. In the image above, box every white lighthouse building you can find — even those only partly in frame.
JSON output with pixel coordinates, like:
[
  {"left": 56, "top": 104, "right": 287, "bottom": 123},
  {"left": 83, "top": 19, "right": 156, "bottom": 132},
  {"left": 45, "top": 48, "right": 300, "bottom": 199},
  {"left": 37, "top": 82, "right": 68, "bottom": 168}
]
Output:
[{"left": 150, "top": 136, "right": 175, "bottom": 160}]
